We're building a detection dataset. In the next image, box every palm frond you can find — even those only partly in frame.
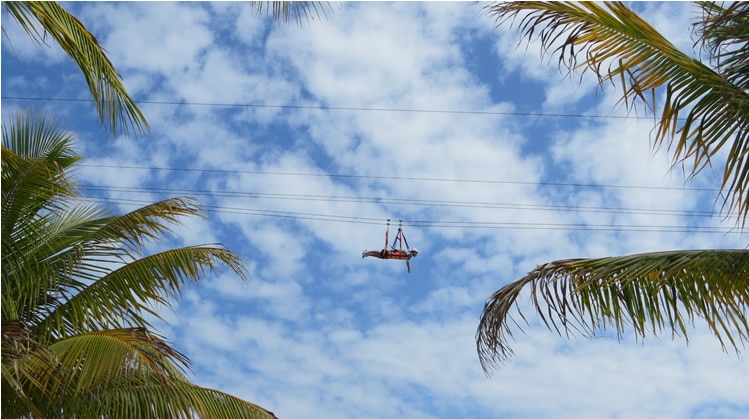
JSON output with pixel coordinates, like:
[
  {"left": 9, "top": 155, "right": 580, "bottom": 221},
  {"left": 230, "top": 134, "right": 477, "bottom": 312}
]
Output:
[
  {"left": 95, "top": 383, "right": 279, "bottom": 419},
  {"left": 1, "top": 110, "right": 79, "bottom": 232},
  {"left": 2, "top": 110, "right": 83, "bottom": 323},
  {"left": 694, "top": 1, "right": 749, "bottom": 91},
  {"left": 2, "top": 2, "right": 149, "bottom": 136},
  {"left": 14, "top": 328, "right": 189, "bottom": 416},
  {"left": 483, "top": 1, "right": 749, "bottom": 225},
  {"left": 251, "top": 1, "right": 335, "bottom": 26},
  {"left": 477, "top": 249, "right": 749, "bottom": 373},
  {"left": 1, "top": 109, "right": 80, "bottom": 165},
  {"left": 2, "top": 320, "right": 58, "bottom": 418},
  {"left": 12, "top": 328, "right": 275, "bottom": 418},
  {"left": 90, "top": 196, "right": 206, "bottom": 253},
  {"left": 1, "top": 320, "right": 52, "bottom": 366},
  {"left": 38, "top": 245, "right": 247, "bottom": 339},
  {"left": 1, "top": 320, "right": 58, "bottom": 411},
  {"left": 1, "top": 372, "right": 45, "bottom": 419}
]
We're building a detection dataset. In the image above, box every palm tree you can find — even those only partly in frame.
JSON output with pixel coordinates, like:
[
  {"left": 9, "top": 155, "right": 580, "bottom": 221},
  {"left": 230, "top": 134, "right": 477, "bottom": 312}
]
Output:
[
  {"left": 476, "top": 1, "right": 749, "bottom": 373},
  {"left": 1, "top": 109, "right": 277, "bottom": 418}
]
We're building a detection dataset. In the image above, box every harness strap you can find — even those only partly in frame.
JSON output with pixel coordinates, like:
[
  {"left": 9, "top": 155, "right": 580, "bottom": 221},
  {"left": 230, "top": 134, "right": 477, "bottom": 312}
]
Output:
[
  {"left": 385, "top": 219, "right": 390, "bottom": 248},
  {"left": 391, "top": 228, "right": 403, "bottom": 250}
]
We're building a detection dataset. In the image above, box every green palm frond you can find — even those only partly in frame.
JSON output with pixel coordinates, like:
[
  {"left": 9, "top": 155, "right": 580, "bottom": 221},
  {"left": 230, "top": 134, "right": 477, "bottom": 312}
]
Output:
[
  {"left": 10, "top": 329, "right": 189, "bottom": 417},
  {"left": 11, "top": 196, "right": 206, "bottom": 319},
  {"left": 90, "top": 196, "right": 206, "bottom": 253},
  {"left": 483, "top": 1, "right": 749, "bottom": 225},
  {"left": 2, "top": 110, "right": 82, "bottom": 322},
  {"left": 10, "top": 329, "right": 276, "bottom": 418},
  {"left": 3, "top": 196, "right": 204, "bottom": 322},
  {"left": 477, "top": 249, "right": 749, "bottom": 373},
  {"left": 1, "top": 110, "right": 79, "bottom": 232},
  {"left": 39, "top": 245, "right": 247, "bottom": 339},
  {"left": 1, "top": 109, "right": 80, "bottom": 165},
  {"left": 45, "top": 329, "right": 190, "bottom": 391},
  {"left": 251, "top": 1, "right": 335, "bottom": 26},
  {"left": 2, "top": 2, "right": 149, "bottom": 137},
  {"left": 92, "top": 382, "right": 279, "bottom": 419},
  {"left": 3, "top": 203, "right": 114, "bottom": 326}
]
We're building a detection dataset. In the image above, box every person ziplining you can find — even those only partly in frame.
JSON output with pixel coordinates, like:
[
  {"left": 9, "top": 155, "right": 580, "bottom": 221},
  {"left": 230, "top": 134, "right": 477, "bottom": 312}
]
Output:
[{"left": 362, "top": 220, "right": 419, "bottom": 273}]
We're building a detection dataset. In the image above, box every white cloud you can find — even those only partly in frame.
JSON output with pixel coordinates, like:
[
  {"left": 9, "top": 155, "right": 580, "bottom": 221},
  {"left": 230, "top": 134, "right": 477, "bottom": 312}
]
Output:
[{"left": 4, "top": 2, "right": 747, "bottom": 419}]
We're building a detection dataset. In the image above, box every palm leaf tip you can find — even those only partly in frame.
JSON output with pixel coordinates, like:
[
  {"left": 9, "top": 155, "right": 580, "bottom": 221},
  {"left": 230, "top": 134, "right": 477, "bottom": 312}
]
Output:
[
  {"left": 251, "top": 1, "right": 335, "bottom": 26},
  {"left": 476, "top": 283, "right": 525, "bottom": 372},
  {"left": 4, "top": 1, "right": 149, "bottom": 137}
]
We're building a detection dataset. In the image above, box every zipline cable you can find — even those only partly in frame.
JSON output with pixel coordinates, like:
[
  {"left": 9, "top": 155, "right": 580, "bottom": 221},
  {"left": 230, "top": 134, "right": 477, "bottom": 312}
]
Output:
[
  {"left": 78, "top": 184, "right": 718, "bottom": 219},
  {"left": 2, "top": 95, "right": 663, "bottom": 121},
  {"left": 75, "top": 163, "right": 721, "bottom": 193},
  {"left": 76, "top": 196, "right": 744, "bottom": 235}
]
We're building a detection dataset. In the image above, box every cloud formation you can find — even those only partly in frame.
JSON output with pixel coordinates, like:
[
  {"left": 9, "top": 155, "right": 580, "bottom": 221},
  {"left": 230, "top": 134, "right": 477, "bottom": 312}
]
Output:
[{"left": 2, "top": 2, "right": 746, "bottom": 418}]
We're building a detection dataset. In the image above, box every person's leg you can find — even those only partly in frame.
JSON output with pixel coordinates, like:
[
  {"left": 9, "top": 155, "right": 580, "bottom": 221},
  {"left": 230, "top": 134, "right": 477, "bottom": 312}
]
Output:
[{"left": 363, "top": 250, "right": 384, "bottom": 259}]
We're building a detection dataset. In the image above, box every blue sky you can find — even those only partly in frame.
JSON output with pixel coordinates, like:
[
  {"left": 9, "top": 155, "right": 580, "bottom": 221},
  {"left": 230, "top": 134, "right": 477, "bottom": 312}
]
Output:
[{"left": 2, "top": 2, "right": 748, "bottom": 418}]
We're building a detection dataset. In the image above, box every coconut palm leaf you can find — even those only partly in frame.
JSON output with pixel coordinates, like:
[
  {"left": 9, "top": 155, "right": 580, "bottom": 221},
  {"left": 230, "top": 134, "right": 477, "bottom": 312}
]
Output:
[
  {"left": 45, "top": 329, "right": 190, "bottom": 392},
  {"left": 1, "top": 109, "right": 80, "bottom": 165},
  {"left": 251, "top": 1, "right": 335, "bottom": 26},
  {"left": 2, "top": 320, "right": 55, "bottom": 395},
  {"left": 38, "top": 245, "right": 247, "bottom": 340},
  {"left": 1, "top": 110, "right": 79, "bottom": 231},
  {"left": 694, "top": 1, "right": 749, "bottom": 91},
  {"left": 483, "top": 1, "right": 749, "bottom": 224},
  {"left": 2, "top": 1, "right": 149, "bottom": 137},
  {"left": 5, "top": 328, "right": 189, "bottom": 418},
  {"left": 2, "top": 319, "right": 59, "bottom": 418},
  {"left": 93, "top": 382, "right": 279, "bottom": 419},
  {"left": 477, "top": 249, "right": 749, "bottom": 372},
  {"left": 1, "top": 372, "right": 45, "bottom": 419},
  {"left": 13, "top": 196, "right": 206, "bottom": 306},
  {"left": 88, "top": 196, "right": 206, "bottom": 253},
  {"left": 2, "top": 110, "right": 82, "bottom": 325},
  {"left": 10, "top": 317, "right": 272, "bottom": 418}
]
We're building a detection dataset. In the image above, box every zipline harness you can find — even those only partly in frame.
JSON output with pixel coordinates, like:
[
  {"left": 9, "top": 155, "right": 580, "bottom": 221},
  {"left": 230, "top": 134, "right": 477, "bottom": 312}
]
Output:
[
  {"left": 386, "top": 219, "right": 411, "bottom": 253},
  {"left": 362, "top": 219, "right": 419, "bottom": 272}
]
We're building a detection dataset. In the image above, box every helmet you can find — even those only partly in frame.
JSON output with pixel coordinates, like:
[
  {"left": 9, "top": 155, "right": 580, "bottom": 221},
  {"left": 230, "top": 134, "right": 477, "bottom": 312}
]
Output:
[{"left": 410, "top": 248, "right": 419, "bottom": 256}]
